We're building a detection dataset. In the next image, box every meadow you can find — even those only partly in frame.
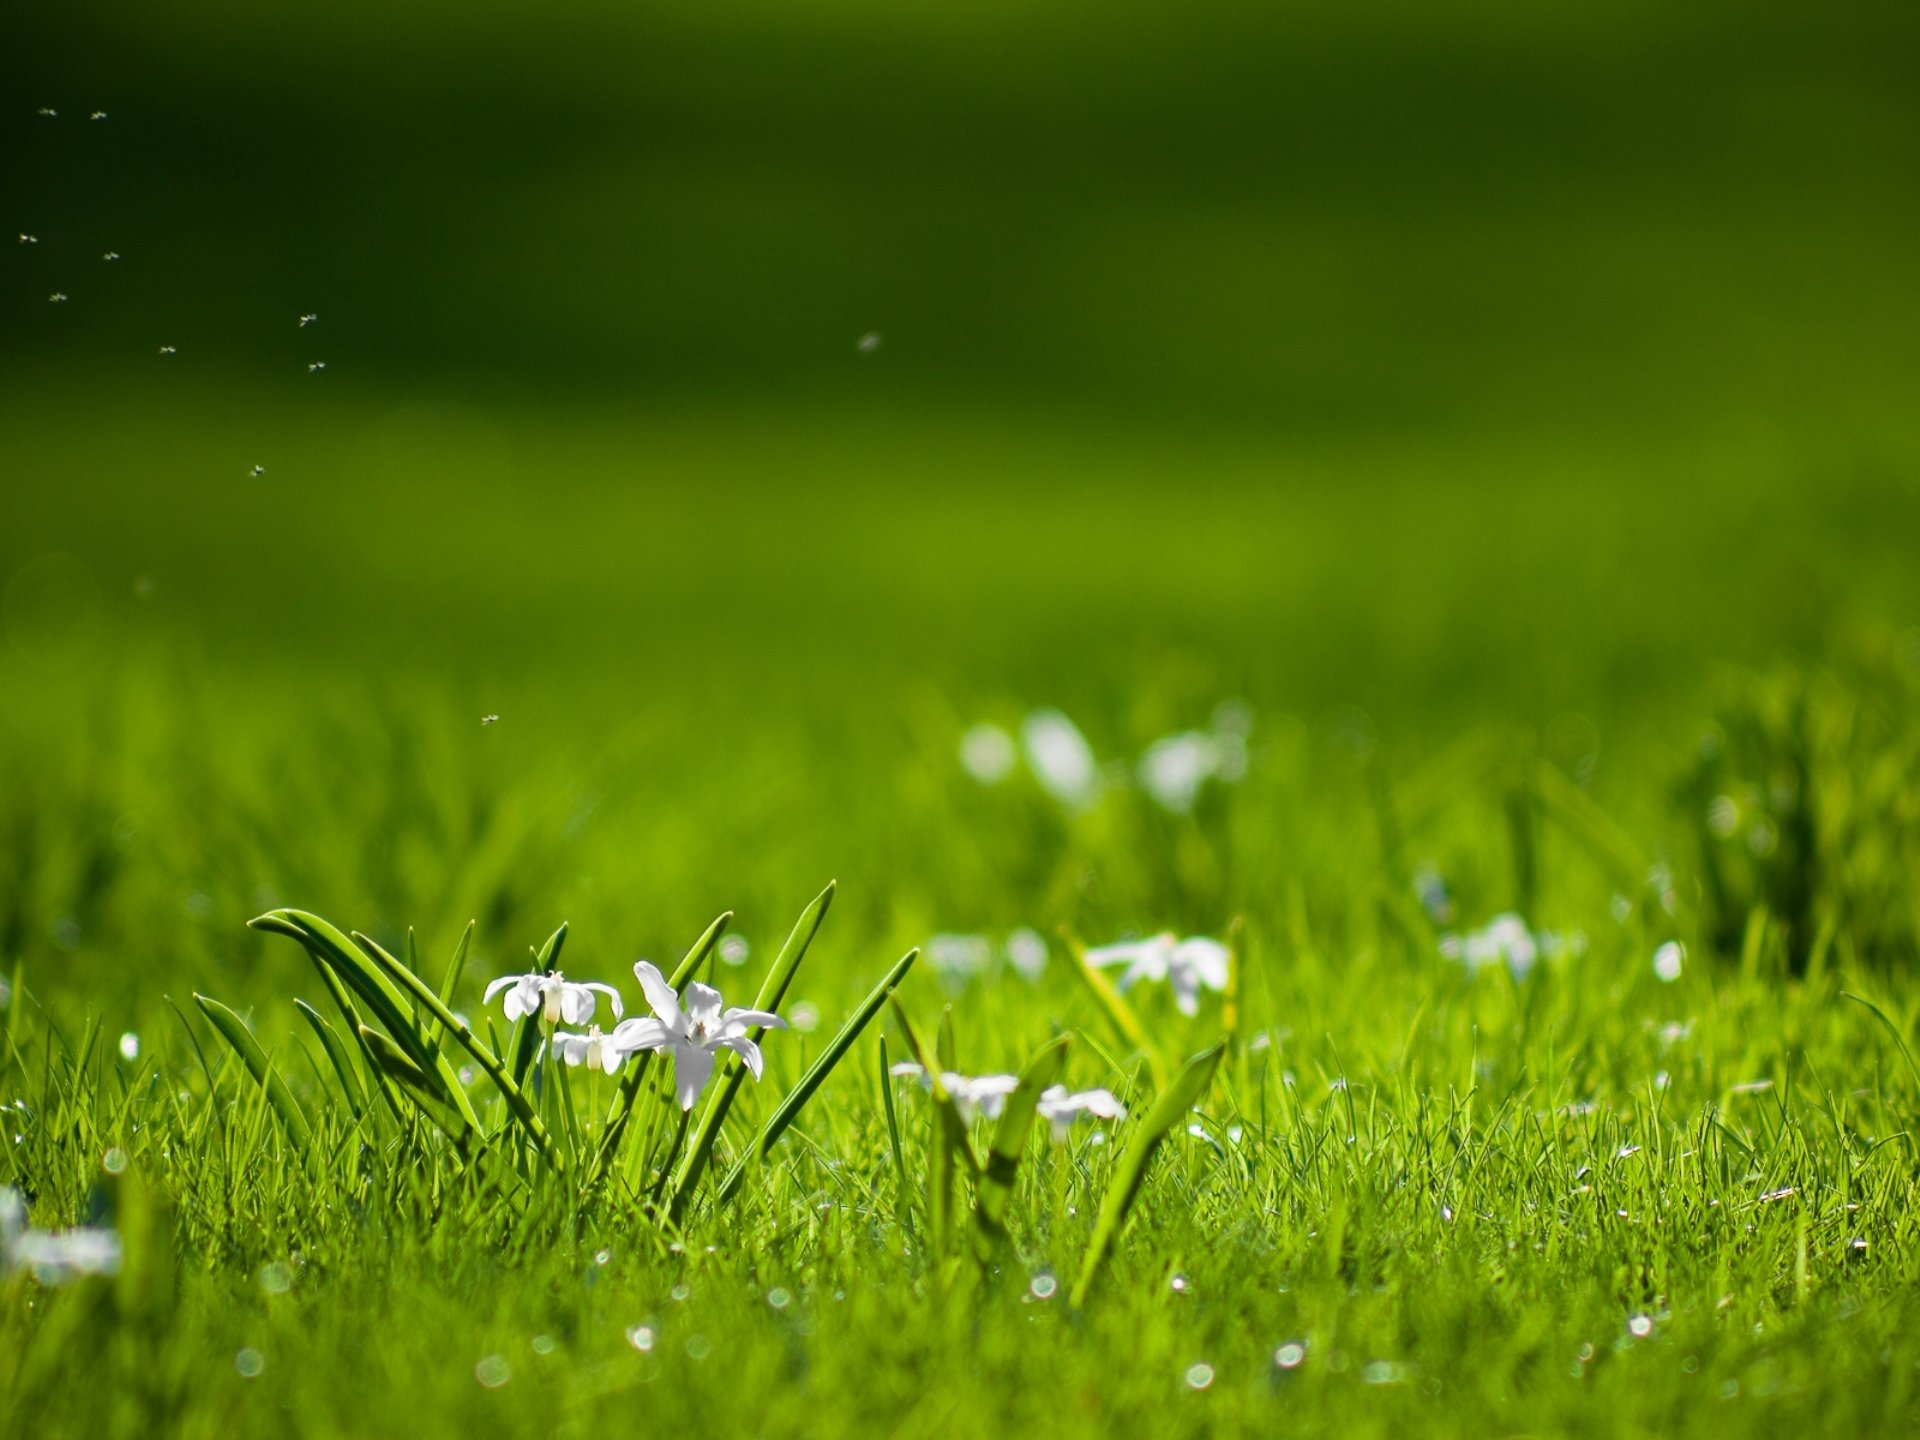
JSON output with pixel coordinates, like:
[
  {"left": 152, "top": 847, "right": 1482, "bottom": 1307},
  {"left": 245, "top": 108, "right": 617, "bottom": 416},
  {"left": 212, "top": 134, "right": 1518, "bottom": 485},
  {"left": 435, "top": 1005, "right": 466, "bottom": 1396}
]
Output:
[{"left": 7, "top": 2, "right": 1920, "bottom": 1436}]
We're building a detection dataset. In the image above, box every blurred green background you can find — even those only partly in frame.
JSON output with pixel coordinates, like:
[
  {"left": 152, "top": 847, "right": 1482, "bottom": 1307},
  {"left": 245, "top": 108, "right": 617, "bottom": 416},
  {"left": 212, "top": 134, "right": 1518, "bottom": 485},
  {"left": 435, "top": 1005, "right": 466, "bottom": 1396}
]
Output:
[{"left": 3, "top": 0, "right": 1919, "bottom": 1009}]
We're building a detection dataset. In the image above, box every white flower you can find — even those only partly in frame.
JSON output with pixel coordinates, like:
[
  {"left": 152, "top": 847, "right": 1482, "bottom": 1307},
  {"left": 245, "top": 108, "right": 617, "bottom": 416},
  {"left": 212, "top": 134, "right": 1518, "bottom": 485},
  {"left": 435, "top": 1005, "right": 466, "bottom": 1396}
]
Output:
[
  {"left": 1022, "top": 709, "right": 1099, "bottom": 809},
  {"left": 1, "top": 1189, "right": 121, "bottom": 1284},
  {"left": 1653, "top": 941, "right": 1685, "bottom": 983},
  {"left": 1005, "top": 927, "right": 1049, "bottom": 981},
  {"left": 1138, "top": 732, "right": 1221, "bottom": 814},
  {"left": 483, "top": 970, "right": 623, "bottom": 1027},
  {"left": 1085, "top": 933, "right": 1230, "bottom": 1016},
  {"left": 1035, "top": 1085, "right": 1126, "bottom": 1141},
  {"left": 551, "top": 1025, "right": 623, "bottom": 1075},
  {"left": 888, "top": 1063, "right": 1021, "bottom": 1122},
  {"left": 1441, "top": 913, "right": 1538, "bottom": 981},
  {"left": 959, "top": 723, "right": 1017, "bottom": 784},
  {"left": 608, "top": 962, "right": 786, "bottom": 1110}
]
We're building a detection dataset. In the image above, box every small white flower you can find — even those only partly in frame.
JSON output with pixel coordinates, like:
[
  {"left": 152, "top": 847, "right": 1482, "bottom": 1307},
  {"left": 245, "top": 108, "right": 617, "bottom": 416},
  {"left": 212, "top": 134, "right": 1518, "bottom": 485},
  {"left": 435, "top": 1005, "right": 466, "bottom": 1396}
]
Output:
[
  {"left": 1653, "top": 941, "right": 1685, "bottom": 983},
  {"left": 1022, "top": 710, "right": 1099, "bottom": 809},
  {"left": 1035, "top": 1085, "right": 1126, "bottom": 1141},
  {"left": 1441, "top": 913, "right": 1550, "bottom": 981},
  {"left": 1138, "top": 731, "right": 1220, "bottom": 814},
  {"left": 1085, "top": 933, "right": 1229, "bottom": 1016},
  {"left": 483, "top": 970, "right": 623, "bottom": 1027},
  {"left": 888, "top": 1063, "right": 1021, "bottom": 1122},
  {"left": 1, "top": 1190, "right": 121, "bottom": 1284},
  {"left": 608, "top": 962, "right": 786, "bottom": 1110},
  {"left": 1005, "top": 927, "right": 1049, "bottom": 981},
  {"left": 959, "top": 723, "right": 1017, "bottom": 784},
  {"left": 551, "top": 1025, "right": 622, "bottom": 1075}
]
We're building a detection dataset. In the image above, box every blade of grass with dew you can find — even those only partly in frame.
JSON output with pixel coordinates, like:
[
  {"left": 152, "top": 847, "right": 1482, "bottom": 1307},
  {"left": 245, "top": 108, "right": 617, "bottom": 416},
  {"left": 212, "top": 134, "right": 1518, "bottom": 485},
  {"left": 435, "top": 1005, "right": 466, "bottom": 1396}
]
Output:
[
  {"left": 190, "top": 994, "right": 313, "bottom": 1153},
  {"left": 714, "top": 948, "right": 918, "bottom": 1208},
  {"left": 1070, "top": 1040, "right": 1226, "bottom": 1308},
  {"left": 668, "top": 881, "right": 834, "bottom": 1219}
]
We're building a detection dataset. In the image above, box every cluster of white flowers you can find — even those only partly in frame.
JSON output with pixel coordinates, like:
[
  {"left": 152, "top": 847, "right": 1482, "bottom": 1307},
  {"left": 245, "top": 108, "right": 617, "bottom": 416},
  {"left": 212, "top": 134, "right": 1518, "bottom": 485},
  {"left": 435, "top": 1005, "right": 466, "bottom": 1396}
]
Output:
[
  {"left": 1, "top": 1189, "right": 122, "bottom": 1285},
  {"left": 925, "top": 928, "right": 1050, "bottom": 987},
  {"left": 959, "top": 701, "right": 1251, "bottom": 815},
  {"left": 1438, "top": 914, "right": 1585, "bottom": 981},
  {"left": 889, "top": 1063, "right": 1126, "bottom": 1140},
  {"left": 486, "top": 960, "right": 785, "bottom": 1111},
  {"left": 1085, "top": 933, "right": 1231, "bottom": 1016}
]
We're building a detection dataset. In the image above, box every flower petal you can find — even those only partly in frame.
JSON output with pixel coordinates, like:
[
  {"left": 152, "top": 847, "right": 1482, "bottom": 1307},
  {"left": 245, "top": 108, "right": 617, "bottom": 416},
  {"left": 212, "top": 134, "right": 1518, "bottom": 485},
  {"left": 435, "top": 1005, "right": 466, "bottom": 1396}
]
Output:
[
  {"left": 672, "top": 1043, "right": 715, "bottom": 1111},
  {"left": 561, "top": 986, "right": 595, "bottom": 1026},
  {"left": 1173, "top": 937, "right": 1230, "bottom": 991},
  {"left": 716, "top": 1034, "right": 764, "bottom": 1080},
  {"left": 504, "top": 989, "right": 532, "bottom": 1021},
  {"left": 608, "top": 1017, "right": 668, "bottom": 1053},
  {"left": 483, "top": 974, "right": 524, "bottom": 1003},
  {"left": 583, "top": 981, "right": 624, "bottom": 1019},
  {"left": 721, "top": 1007, "right": 786, "bottom": 1037},
  {"left": 632, "top": 961, "right": 681, "bottom": 1023},
  {"left": 683, "top": 982, "right": 724, "bottom": 1031}
]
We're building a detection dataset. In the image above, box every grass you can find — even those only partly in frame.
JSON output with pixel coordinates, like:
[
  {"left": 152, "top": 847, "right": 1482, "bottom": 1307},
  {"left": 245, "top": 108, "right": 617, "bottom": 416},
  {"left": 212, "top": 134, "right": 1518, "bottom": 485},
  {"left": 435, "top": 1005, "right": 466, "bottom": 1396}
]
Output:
[
  {"left": 6, "top": 2, "right": 1920, "bottom": 1429},
  {"left": 4, "top": 378, "right": 1920, "bottom": 1436}
]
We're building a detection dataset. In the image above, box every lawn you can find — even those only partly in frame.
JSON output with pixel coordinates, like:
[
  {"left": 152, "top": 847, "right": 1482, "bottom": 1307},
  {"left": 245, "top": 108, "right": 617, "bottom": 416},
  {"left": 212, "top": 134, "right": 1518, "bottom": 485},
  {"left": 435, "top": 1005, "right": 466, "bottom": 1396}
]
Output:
[{"left": 5, "top": 2, "right": 1920, "bottom": 1436}]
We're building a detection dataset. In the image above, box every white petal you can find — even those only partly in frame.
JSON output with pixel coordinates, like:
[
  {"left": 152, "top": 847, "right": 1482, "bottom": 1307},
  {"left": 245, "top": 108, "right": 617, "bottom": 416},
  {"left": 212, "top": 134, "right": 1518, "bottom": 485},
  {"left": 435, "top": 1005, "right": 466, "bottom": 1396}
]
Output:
[
  {"left": 716, "top": 1034, "right": 764, "bottom": 1080},
  {"left": 483, "top": 974, "right": 523, "bottom": 1003},
  {"left": 672, "top": 1043, "right": 715, "bottom": 1111},
  {"left": 1172, "top": 975, "right": 1201, "bottom": 1016},
  {"left": 887, "top": 1061, "right": 926, "bottom": 1080},
  {"left": 721, "top": 1007, "right": 785, "bottom": 1037},
  {"left": 583, "top": 982, "right": 624, "bottom": 1019},
  {"left": 608, "top": 1017, "right": 668, "bottom": 1053},
  {"left": 561, "top": 986, "right": 595, "bottom": 1026},
  {"left": 504, "top": 989, "right": 532, "bottom": 1022},
  {"left": 683, "top": 982, "right": 724, "bottom": 1031},
  {"left": 1174, "top": 937, "right": 1230, "bottom": 991},
  {"left": 1083, "top": 940, "right": 1152, "bottom": 971},
  {"left": 632, "top": 961, "right": 681, "bottom": 1023},
  {"left": 551, "top": 1033, "right": 584, "bottom": 1066},
  {"left": 599, "top": 1044, "right": 625, "bottom": 1075}
]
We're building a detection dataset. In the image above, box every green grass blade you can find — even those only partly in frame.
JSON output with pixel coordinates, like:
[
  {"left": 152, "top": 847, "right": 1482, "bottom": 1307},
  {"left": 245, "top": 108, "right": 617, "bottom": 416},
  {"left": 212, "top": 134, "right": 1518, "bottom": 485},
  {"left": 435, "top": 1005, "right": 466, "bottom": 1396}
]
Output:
[
  {"left": 668, "top": 882, "right": 835, "bottom": 1219},
  {"left": 714, "top": 948, "right": 918, "bottom": 1208},
  {"left": 883, "top": 990, "right": 974, "bottom": 1257},
  {"left": 191, "top": 994, "right": 313, "bottom": 1152},
  {"left": 974, "top": 1032, "right": 1072, "bottom": 1249},
  {"left": 358, "top": 1026, "right": 475, "bottom": 1144},
  {"left": 1070, "top": 1040, "right": 1226, "bottom": 1309},
  {"left": 250, "top": 909, "right": 438, "bottom": 1075},
  {"left": 350, "top": 928, "right": 560, "bottom": 1169},
  {"left": 294, "top": 999, "right": 367, "bottom": 1118},
  {"left": 1060, "top": 929, "right": 1165, "bottom": 1090},
  {"left": 589, "top": 910, "right": 731, "bottom": 1186}
]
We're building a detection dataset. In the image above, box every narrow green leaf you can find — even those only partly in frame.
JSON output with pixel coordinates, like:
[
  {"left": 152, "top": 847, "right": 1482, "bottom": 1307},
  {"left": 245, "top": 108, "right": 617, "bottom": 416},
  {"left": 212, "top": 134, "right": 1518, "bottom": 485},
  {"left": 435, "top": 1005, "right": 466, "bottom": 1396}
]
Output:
[
  {"left": 884, "top": 991, "right": 973, "bottom": 1258},
  {"left": 192, "top": 994, "right": 313, "bottom": 1152},
  {"left": 714, "top": 948, "right": 918, "bottom": 1208},
  {"left": 350, "top": 929, "right": 560, "bottom": 1169},
  {"left": 1070, "top": 1040, "right": 1225, "bottom": 1308},
  {"left": 1060, "top": 929, "right": 1165, "bottom": 1089},
  {"left": 250, "top": 910, "right": 438, "bottom": 1077},
  {"left": 358, "top": 1025, "right": 475, "bottom": 1143},
  {"left": 669, "top": 882, "right": 835, "bottom": 1219},
  {"left": 975, "top": 1033, "right": 1072, "bottom": 1245},
  {"left": 294, "top": 999, "right": 367, "bottom": 1118}
]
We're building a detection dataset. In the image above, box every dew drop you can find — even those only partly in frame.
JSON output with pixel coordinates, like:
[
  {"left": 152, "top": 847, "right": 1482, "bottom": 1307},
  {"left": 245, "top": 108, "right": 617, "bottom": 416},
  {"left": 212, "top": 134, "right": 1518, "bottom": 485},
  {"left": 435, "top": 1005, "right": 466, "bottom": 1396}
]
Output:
[
  {"left": 1185, "top": 1362, "right": 1214, "bottom": 1390},
  {"left": 235, "top": 1348, "right": 265, "bottom": 1378},
  {"left": 474, "top": 1355, "right": 509, "bottom": 1388}
]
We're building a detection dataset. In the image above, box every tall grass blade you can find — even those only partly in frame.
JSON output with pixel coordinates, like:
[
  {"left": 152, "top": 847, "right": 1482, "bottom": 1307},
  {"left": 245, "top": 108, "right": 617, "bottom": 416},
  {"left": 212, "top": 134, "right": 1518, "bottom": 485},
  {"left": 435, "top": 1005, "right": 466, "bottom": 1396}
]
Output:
[
  {"left": 1070, "top": 1040, "right": 1225, "bottom": 1308},
  {"left": 973, "top": 1032, "right": 1071, "bottom": 1259},
  {"left": 191, "top": 994, "right": 313, "bottom": 1152},
  {"left": 714, "top": 948, "right": 918, "bottom": 1208},
  {"left": 350, "top": 928, "right": 560, "bottom": 1167},
  {"left": 294, "top": 999, "right": 367, "bottom": 1118},
  {"left": 1061, "top": 930, "right": 1164, "bottom": 1088},
  {"left": 668, "top": 882, "right": 835, "bottom": 1218}
]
